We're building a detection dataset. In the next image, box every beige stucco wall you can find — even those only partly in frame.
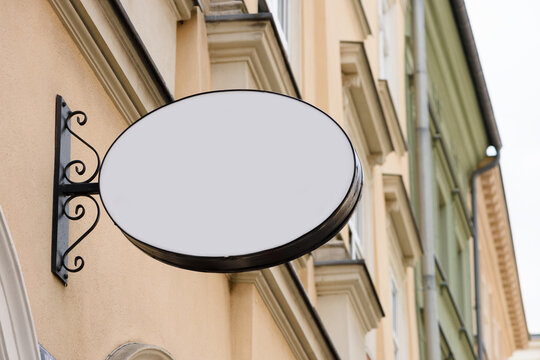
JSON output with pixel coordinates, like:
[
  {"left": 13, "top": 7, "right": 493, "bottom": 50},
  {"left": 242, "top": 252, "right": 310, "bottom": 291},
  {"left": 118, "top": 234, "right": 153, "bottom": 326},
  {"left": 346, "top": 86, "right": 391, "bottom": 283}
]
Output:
[
  {"left": 0, "top": 0, "right": 422, "bottom": 359},
  {"left": 0, "top": 1, "right": 232, "bottom": 359},
  {"left": 121, "top": 0, "right": 178, "bottom": 92},
  {"left": 176, "top": 8, "right": 212, "bottom": 97},
  {"left": 1, "top": 1, "right": 340, "bottom": 358},
  {"left": 231, "top": 283, "right": 296, "bottom": 360}
]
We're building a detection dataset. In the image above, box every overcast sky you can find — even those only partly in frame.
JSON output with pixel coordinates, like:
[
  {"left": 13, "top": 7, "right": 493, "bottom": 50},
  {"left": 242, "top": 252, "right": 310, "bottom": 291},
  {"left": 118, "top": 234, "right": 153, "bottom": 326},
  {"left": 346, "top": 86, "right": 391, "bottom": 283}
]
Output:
[{"left": 465, "top": 0, "right": 540, "bottom": 334}]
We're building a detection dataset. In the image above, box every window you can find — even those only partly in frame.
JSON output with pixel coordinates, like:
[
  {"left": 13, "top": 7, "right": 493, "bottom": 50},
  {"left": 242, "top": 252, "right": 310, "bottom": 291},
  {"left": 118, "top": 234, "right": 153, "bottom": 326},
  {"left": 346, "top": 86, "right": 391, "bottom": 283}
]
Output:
[
  {"left": 378, "top": 0, "right": 399, "bottom": 101},
  {"left": 265, "top": 0, "right": 302, "bottom": 82},
  {"left": 379, "top": 0, "right": 389, "bottom": 79},
  {"left": 267, "top": 0, "right": 290, "bottom": 49},
  {"left": 348, "top": 202, "right": 364, "bottom": 260},
  {"left": 437, "top": 189, "right": 449, "bottom": 274},
  {"left": 387, "top": 220, "right": 412, "bottom": 360},
  {"left": 391, "top": 274, "right": 399, "bottom": 360},
  {"left": 348, "top": 178, "right": 372, "bottom": 262}
]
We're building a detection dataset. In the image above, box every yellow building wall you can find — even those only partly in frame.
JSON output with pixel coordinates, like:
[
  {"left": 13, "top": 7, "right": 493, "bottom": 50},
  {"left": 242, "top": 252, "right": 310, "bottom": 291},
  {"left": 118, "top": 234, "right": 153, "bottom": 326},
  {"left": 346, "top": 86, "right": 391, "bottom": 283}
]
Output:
[
  {"left": 303, "top": 0, "right": 418, "bottom": 359},
  {"left": 0, "top": 0, "right": 423, "bottom": 359},
  {"left": 1, "top": 1, "right": 338, "bottom": 358},
  {"left": 1, "top": 2, "right": 230, "bottom": 359}
]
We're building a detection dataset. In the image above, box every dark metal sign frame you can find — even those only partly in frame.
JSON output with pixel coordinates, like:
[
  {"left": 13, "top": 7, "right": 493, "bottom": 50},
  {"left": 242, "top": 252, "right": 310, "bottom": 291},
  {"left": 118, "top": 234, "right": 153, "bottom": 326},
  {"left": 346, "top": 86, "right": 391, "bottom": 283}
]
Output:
[
  {"left": 51, "top": 91, "right": 362, "bottom": 284},
  {"left": 51, "top": 95, "right": 99, "bottom": 285}
]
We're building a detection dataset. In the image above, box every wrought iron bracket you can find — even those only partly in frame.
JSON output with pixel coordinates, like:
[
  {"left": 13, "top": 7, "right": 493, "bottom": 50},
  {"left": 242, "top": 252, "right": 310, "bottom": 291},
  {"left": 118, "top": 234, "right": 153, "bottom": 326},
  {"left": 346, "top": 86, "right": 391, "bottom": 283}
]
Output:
[{"left": 51, "top": 95, "right": 101, "bottom": 285}]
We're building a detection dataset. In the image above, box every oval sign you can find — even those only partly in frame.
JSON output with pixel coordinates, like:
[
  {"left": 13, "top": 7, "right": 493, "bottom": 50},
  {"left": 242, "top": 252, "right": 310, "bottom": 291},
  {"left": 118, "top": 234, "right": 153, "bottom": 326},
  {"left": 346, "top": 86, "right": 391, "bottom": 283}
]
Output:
[{"left": 99, "top": 90, "right": 362, "bottom": 272}]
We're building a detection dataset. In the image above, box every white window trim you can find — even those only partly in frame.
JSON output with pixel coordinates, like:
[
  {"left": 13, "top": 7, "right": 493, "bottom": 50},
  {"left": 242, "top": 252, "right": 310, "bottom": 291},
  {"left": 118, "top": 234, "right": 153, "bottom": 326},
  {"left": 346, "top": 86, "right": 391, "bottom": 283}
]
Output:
[
  {"left": 0, "top": 206, "right": 40, "bottom": 360},
  {"left": 378, "top": 0, "right": 389, "bottom": 80},
  {"left": 265, "top": 0, "right": 302, "bottom": 84},
  {"left": 348, "top": 209, "right": 363, "bottom": 260},
  {"left": 266, "top": 0, "right": 290, "bottom": 52},
  {"left": 390, "top": 271, "right": 399, "bottom": 360},
  {"left": 348, "top": 179, "right": 372, "bottom": 261},
  {"left": 378, "top": 0, "right": 401, "bottom": 104},
  {"left": 342, "top": 85, "right": 375, "bottom": 271},
  {"left": 387, "top": 220, "right": 412, "bottom": 360}
]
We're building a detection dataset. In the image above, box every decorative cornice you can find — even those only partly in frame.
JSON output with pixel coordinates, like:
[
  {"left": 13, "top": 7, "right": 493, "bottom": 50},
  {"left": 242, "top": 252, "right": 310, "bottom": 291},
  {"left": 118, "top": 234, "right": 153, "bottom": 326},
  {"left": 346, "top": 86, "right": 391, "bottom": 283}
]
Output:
[
  {"left": 206, "top": 14, "right": 299, "bottom": 97},
  {"left": 229, "top": 265, "right": 337, "bottom": 360},
  {"left": 167, "top": 0, "right": 195, "bottom": 20},
  {"left": 314, "top": 260, "right": 384, "bottom": 333},
  {"left": 207, "top": 0, "right": 247, "bottom": 15},
  {"left": 480, "top": 167, "right": 529, "bottom": 348},
  {"left": 341, "top": 41, "right": 393, "bottom": 162},
  {"left": 349, "top": 0, "right": 372, "bottom": 40},
  {"left": 48, "top": 0, "right": 142, "bottom": 122},
  {"left": 383, "top": 174, "right": 422, "bottom": 266},
  {"left": 48, "top": 0, "right": 192, "bottom": 123},
  {"left": 342, "top": 73, "right": 361, "bottom": 89},
  {"left": 312, "top": 239, "right": 350, "bottom": 263}
]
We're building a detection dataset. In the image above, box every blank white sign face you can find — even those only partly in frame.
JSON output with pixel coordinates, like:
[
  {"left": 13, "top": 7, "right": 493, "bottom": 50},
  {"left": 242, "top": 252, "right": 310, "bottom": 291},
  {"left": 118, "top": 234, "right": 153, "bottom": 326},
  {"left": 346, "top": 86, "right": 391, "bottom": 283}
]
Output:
[{"left": 99, "top": 90, "right": 362, "bottom": 272}]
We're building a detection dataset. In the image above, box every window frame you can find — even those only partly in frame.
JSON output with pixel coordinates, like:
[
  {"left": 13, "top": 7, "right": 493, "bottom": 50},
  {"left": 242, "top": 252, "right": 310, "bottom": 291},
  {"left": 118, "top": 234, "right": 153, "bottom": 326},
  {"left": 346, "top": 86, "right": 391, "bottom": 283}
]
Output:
[{"left": 390, "top": 271, "right": 399, "bottom": 360}]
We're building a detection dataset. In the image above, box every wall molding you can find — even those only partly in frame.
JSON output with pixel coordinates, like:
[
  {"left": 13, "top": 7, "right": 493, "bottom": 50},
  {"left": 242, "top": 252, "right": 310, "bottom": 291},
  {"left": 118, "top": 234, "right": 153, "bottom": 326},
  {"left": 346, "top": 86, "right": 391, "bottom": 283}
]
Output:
[
  {"left": 350, "top": 0, "right": 372, "bottom": 40},
  {"left": 378, "top": 79, "right": 407, "bottom": 155},
  {"left": 0, "top": 207, "right": 40, "bottom": 360},
  {"left": 229, "top": 265, "right": 336, "bottom": 360},
  {"left": 341, "top": 41, "right": 393, "bottom": 164},
  {"left": 314, "top": 260, "right": 384, "bottom": 334},
  {"left": 480, "top": 168, "right": 529, "bottom": 348},
  {"left": 383, "top": 174, "right": 422, "bottom": 267},
  {"left": 48, "top": 0, "right": 194, "bottom": 123},
  {"left": 167, "top": 0, "right": 194, "bottom": 20},
  {"left": 206, "top": 14, "right": 299, "bottom": 97},
  {"left": 106, "top": 342, "right": 175, "bottom": 360}
]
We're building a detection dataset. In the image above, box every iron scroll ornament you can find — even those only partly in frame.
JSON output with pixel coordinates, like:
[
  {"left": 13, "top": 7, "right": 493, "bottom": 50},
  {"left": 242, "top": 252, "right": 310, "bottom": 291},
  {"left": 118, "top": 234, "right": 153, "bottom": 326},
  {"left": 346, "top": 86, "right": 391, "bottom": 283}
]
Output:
[
  {"left": 51, "top": 90, "right": 363, "bottom": 283},
  {"left": 51, "top": 95, "right": 100, "bottom": 285},
  {"left": 60, "top": 194, "right": 100, "bottom": 273},
  {"left": 63, "top": 111, "right": 101, "bottom": 185}
]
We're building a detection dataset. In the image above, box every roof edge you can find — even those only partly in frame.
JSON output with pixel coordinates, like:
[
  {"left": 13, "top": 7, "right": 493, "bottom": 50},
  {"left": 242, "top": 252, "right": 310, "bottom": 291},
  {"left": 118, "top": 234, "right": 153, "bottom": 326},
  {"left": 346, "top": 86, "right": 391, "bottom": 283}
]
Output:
[{"left": 449, "top": 0, "right": 502, "bottom": 150}]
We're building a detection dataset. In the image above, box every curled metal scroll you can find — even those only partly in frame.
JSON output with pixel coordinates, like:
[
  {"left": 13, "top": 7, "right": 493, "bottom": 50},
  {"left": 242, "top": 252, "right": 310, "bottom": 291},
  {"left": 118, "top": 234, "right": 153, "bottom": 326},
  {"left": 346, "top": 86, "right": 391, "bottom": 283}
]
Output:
[
  {"left": 64, "top": 111, "right": 101, "bottom": 184},
  {"left": 61, "top": 195, "right": 100, "bottom": 273}
]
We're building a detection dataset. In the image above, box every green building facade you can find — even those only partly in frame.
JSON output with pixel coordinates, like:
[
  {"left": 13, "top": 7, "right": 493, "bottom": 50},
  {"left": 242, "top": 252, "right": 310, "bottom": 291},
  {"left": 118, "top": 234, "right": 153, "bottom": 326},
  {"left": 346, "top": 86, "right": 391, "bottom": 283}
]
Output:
[{"left": 406, "top": 0, "right": 499, "bottom": 358}]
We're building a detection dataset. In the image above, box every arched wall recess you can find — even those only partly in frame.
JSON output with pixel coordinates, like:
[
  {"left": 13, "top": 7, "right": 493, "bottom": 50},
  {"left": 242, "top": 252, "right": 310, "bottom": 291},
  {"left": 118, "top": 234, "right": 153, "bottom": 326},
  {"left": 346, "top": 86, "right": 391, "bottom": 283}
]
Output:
[
  {"left": 106, "top": 342, "right": 175, "bottom": 360},
  {"left": 0, "top": 206, "right": 40, "bottom": 360}
]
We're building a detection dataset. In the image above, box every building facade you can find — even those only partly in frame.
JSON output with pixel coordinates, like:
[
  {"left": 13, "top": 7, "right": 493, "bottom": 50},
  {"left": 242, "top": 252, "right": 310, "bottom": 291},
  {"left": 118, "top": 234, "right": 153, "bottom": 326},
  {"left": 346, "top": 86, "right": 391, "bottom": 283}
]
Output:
[
  {"left": 0, "top": 0, "right": 528, "bottom": 359},
  {"left": 407, "top": 0, "right": 482, "bottom": 357},
  {"left": 407, "top": 0, "right": 529, "bottom": 359}
]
